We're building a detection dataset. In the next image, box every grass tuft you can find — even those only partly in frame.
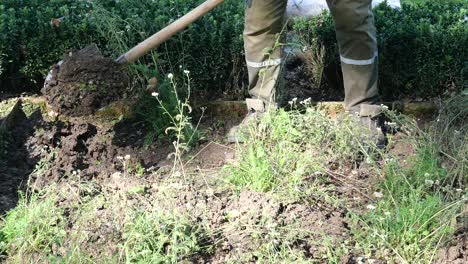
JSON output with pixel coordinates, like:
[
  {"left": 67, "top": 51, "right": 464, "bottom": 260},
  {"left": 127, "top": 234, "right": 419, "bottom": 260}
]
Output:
[
  {"left": 0, "top": 186, "right": 66, "bottom": 262},
  {"left": 225, "top": 106, "right": 376, "bottom": 195},
  {"left": 349, "top": 97, "right": 467, "bottom": 262},
  {"left": 121, "top": 210, "right": 210, "bottom": 263}
]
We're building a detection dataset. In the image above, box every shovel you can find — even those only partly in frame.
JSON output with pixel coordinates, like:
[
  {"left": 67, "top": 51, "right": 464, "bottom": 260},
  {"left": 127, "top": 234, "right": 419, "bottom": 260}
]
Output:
[
  {"left": 42, "top": 0, "right": 225, "bottom": 116},
  {"left": 115, "top": 0, "right": 224, "bottom": 64}
]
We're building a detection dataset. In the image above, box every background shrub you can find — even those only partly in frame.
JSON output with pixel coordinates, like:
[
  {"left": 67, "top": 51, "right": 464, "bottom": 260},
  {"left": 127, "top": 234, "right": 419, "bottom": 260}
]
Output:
[
  {"left": 292, "top": 1, "right": 467, "bottom": 100},
  {"left": 0, "top": 0, "right": 95, "bottom": 91},
  {"left": 0, "top": 0, "right": 466, "bottom": 100},
  {"left": 0, "top": 0, "right": 244, "bottom": 98}
]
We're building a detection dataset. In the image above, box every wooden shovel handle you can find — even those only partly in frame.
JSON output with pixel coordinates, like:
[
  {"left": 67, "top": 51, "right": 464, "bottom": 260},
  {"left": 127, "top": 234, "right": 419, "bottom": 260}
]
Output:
[{"left": 116, "top": 0, "right": 225, "bottom": 64}]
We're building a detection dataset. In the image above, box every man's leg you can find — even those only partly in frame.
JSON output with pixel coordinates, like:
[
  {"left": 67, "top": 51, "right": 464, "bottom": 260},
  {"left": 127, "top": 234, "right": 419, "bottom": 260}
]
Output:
[
  {"left": 244, "top": 0, "right": 287, "bottom": 111},
  {"left": 227, "top": 0, "right": 287, "bottom": 143},
  {"left": 326, "top": 0, "right": 380, "bottom": 117},
  {"left": 326, "top": 0, "right": 386, "bottom": 147}
]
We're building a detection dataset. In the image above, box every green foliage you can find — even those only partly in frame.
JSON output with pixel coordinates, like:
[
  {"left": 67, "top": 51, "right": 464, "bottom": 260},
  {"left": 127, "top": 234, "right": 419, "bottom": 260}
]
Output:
[
  {"left": 135, "top": 71, "right": 201, "bottom": 151},
  {"left": 292, "top": 1, "right": 468, "bottom": 99},
  {"left": 226, "top": 103, "right": 375, "bottom": 193},
  {"left": 227, "top": 110, "right": 300, "bottom": 192},
  {"left": 429, "top": 94, "right": 467, "bottom": 188},
  {"left": 91, "top": 0, "right": 244, "bottom": 95},
  {"left": 349, "top": 99, "right": 467, "bottom": 262},
  {"left": 0, "top": 188, "right": 66, "bottom": 261},
  {"left": 0, "top": 1, "right": 96, "bottom": 89},
  {"left": 1, "top": 0, "right": 466, "bottom": 99},
  {"left": 350, "top": 147, "right": 461, "bottom": 262},
  {"left": 135, "top": 80, "right": 180, "bottom": 146},
  {"left": 1, "top": 0, "right": 244, "bottom": 95},
  {"left": 122, "top": 210, "right": 208, "bottom": 263}
]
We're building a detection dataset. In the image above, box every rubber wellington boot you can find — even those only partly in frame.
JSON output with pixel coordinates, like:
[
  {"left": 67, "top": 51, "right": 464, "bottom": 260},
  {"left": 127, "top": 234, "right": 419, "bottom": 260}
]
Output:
[
  {"left": 348, "top": 104, "right": 388, "bottom": 149},
  {"left": 358, "top": 114, "right": 387, "bottom": 149},
  {"left": 227, "top": 98, "right": 267, "bottom": 144}
]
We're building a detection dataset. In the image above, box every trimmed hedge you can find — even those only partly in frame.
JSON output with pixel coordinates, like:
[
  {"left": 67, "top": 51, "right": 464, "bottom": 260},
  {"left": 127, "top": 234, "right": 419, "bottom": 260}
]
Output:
[
  {"left": 0, "top": 0, "right": 244, "bottom": 96},
  {"left": 0, "top": 0, "right": 466, "bottom": 100},
  {"left": 292, "top": 1, "right": 467, "bottom": 99},
  {"left": 85, "top": 0, "right": 245, "bottom": 98},
  {"left": 0, "top": 1, "right": 96, "bottom": 90}
]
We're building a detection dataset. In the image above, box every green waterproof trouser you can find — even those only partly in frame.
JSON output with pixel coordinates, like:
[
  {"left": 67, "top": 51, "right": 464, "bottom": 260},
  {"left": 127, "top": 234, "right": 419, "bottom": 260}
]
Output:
[{"left": 244, "top": 0, "right": 380, "bottom": 116}]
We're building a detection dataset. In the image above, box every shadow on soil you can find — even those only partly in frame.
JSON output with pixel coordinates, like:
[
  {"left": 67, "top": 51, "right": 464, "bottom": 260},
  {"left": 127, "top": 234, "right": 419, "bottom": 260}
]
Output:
[
  {"left": 0, "top": 105, "right": 174, "bottom": 215},
  {"left": 0, "top": 110, "right": 43, "bottom": 214}
]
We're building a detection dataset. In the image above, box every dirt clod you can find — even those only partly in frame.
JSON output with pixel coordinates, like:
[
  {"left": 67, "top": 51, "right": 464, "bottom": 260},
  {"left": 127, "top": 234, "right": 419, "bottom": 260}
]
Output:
[{"left": 42, "top": 45, "right": 129, "bottom": 116}]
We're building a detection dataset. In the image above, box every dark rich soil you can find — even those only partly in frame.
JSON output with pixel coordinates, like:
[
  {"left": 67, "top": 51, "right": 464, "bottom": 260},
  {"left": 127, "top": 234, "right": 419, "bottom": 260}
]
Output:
[
  {"left": 0, "top": 103, "right": 171, "bottom": 214},
  {"left": 437, "top": 204, "right": 468, "bottom": 264},
  {"left": 0, "top": 106, "right": 41, "bottom": 213},
  {"left": 282, "top": 56, "right": 344, "bottom": 105},
  {"left": 27, "top": 117, "right": 173, "bottom": 189},
  {"left": 41, "top": 45, "right": 129, "bottom": 117}
]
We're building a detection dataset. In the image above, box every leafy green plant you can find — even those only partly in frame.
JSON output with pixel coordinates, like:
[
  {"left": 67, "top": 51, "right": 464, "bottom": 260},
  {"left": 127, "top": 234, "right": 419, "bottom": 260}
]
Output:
[
  {"left": 226, "top": 102, "right": 376, "bottom": 194},
  {"left": 0, "top": 187, "right": 66, "bottom": 262},
  {"left": 121, "top": 210, "right": 209, "bottom": 263},
  {"left": 151, "top": 71, "right": 204, "bottom": 175},
  {"left": 349, "top": 97, "right": 467, "bottom": 262}
]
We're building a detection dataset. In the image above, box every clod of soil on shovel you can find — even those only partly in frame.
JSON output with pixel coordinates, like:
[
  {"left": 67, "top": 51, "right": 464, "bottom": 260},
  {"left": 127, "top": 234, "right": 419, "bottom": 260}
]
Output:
[{"left": 42, "top": 44, "right": 129, "bottom": 117}]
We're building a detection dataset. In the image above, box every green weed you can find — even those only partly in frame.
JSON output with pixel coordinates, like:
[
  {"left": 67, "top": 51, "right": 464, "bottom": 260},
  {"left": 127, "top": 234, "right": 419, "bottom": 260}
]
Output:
[
  {"left": 0, "top": 187, "right": 66, "bottom": 262},
  {"left": 121, "top": 210, "right": 210, "bottom": 263},
  {"left": 226, "top": 105, "right": 375, "bottom": 195},
  {"left": 135, "top": 83, "right": 179, "bottom": 146},
  {"left": 226, "top": 97, "right": 465, "bottom": 262},
  {"left": 150, "top": 71, "right": 204, "bottom": 175},
  {"left": 350, "top": 149, "right": 462, "bottom": 262},
  {"left": 430, "top": 94, "right": 467, "bottom": 188},
  {"left": 349, "top": 98, "right": 466, "bottom": 262}
]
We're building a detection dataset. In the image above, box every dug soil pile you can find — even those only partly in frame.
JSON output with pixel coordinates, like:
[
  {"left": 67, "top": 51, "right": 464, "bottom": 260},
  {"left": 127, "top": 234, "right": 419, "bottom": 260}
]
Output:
[
  {"left": 0, "top": 102, "right": 170, "bottom": 214},
  {"left": 42, "top": 45, "right": 129, "bottom": 116}
]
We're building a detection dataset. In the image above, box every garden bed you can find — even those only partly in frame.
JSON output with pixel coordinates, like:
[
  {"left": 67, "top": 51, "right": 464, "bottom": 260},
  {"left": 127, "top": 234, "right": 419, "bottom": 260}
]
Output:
[{"left": 1, "top": 93, "right": 466, "bottom": 263}]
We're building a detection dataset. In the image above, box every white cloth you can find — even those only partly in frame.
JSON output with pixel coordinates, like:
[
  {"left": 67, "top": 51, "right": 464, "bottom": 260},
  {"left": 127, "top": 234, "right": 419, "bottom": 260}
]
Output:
[{"left": 287, "top": 0, "right": 401, "bottom": 18}]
